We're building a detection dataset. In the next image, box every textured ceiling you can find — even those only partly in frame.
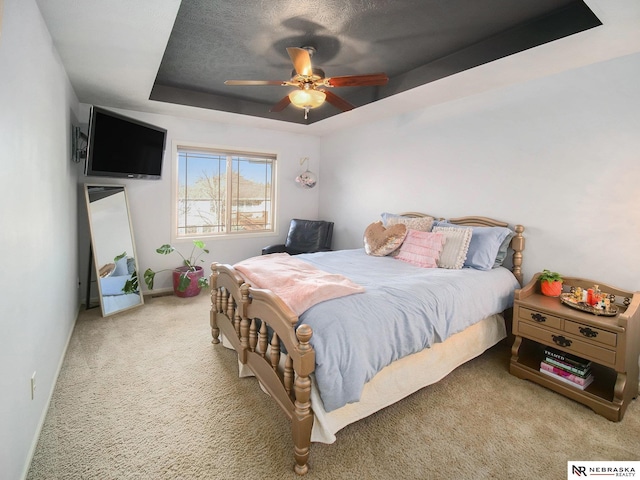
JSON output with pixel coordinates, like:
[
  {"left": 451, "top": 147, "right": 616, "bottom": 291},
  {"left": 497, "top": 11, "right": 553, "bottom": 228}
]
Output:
[{"left": 150, "top": 0, "right": 601, "bottom": 124}]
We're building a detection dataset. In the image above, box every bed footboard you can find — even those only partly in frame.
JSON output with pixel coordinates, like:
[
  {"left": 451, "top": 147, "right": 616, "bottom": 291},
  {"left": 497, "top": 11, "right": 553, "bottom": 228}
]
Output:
[{"left": 210, "top": 263, "right": 316, "bottom": 475}]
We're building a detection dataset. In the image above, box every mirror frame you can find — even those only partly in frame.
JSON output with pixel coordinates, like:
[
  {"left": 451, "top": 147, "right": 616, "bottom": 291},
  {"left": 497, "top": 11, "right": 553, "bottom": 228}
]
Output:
[{"left": 84, "top": 184, "right": 144, "bottom": 316}]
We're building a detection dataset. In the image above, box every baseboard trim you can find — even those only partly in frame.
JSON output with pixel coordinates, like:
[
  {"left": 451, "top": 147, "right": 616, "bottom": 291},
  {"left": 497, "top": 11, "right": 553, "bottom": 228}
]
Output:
[
  {"left": 21, "top": 304, "right": 80, "bottom": 480},
  {"left": 144, "top": 288, "right": 175, "bottom": 298}
]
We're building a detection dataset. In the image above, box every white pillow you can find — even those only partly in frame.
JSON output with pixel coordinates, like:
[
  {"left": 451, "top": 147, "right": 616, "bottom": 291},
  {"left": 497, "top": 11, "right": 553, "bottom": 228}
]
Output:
[
  {"left": 386, "top": 215, "right": 434, "bottom": 232},
  {"left": 432, "top": 226, "right": 472, "bottom": 269}
]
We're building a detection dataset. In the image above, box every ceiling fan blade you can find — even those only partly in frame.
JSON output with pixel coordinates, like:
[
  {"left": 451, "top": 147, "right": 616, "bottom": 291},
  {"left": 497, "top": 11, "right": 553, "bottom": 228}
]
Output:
[
  {"left": 326, "top": 73, "right": 389, "bottom": 87},
  {"left": 286, "top": 47, "right": 313, "bottom": 76},
  {"left": 224, "top": 80, "right": 286, "bottom": 86},
  {"left": 269, "top": 95, "right": 291, "bottom": 112},
  {"left": 323, "top": 90, "right": 355, "bottom": 112}
]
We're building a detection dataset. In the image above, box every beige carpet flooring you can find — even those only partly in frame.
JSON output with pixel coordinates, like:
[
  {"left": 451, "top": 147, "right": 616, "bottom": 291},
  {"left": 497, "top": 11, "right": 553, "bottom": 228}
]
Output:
[{"left": 27, "top": 293, "right": 639, "bottom": 479}]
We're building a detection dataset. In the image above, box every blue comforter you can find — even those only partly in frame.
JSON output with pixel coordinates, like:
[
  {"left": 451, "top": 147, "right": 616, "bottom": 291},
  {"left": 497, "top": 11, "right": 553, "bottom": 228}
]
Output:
[{"left": 295, "top": 249, "right": 520, "bottom": 411}]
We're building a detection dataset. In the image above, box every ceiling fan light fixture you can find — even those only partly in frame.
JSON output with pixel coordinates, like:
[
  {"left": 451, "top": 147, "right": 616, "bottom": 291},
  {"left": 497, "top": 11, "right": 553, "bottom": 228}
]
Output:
[
  {"left": 288, "top": 88, "right": 326, "bottom": 109},
  {"left": 225, "top": 46, "right": 386, "bottom": 120}
]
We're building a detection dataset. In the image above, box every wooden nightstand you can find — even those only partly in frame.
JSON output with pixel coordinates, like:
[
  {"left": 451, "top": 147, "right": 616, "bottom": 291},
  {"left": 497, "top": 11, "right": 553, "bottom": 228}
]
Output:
[{"left": 510, "top": 273, "right": 640, "bottom": 421}]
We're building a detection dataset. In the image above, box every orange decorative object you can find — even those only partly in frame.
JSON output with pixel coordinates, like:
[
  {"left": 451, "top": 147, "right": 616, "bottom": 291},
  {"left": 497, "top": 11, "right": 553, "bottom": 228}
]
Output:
[{"left": 541, "top": 280, "right": 563, "bottom": 297}]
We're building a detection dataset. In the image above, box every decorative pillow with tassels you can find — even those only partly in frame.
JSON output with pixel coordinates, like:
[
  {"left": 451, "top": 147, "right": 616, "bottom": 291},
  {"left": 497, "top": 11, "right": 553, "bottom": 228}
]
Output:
[
  {"left": 395, "top": 230, "right": 445, "bottom": 268},
  {"left": 431, "top": 225, "right": 472, "bottom": 269}
]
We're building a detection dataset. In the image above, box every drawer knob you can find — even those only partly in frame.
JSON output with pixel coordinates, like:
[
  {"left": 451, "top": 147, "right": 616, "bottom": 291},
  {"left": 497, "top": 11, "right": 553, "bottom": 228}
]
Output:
[
  {"left": 579, "top": 327, "right": 598, "bottom": 338},
  {"left": 552, "top": 335, "right": 572, "bottom": 348},
  {"left": 531, "top": 313, "right": 546, "bottom": 323}
]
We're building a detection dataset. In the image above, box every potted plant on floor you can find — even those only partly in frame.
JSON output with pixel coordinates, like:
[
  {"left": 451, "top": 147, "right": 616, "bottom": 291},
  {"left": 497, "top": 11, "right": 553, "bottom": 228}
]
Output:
[
  {"left": 144, "top": 240, "right": 209, "bottom": 297},
  {"left": 539, "top": 269, "right": 563, "bottom": 297}
]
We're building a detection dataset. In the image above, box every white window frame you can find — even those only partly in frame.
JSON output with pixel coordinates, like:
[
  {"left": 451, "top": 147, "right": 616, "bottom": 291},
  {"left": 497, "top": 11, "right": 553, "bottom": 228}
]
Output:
[{"left": 171, "top": 141, "right": 277, "bottom": 242}]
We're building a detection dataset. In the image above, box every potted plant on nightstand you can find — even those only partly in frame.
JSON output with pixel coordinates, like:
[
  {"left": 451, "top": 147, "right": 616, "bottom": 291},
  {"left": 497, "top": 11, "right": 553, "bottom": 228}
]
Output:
[
  {"left": 144, "top": 240, "right": 210, "bottom": 297},
  {"left": 539, "top": 269, "right": 563, "bottom": 297}
]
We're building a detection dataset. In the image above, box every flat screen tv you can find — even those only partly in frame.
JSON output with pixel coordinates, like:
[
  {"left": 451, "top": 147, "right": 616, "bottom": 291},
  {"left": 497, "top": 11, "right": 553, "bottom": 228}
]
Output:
[{"left": 85, "top": 106, "right": 167, "bottom": 180}]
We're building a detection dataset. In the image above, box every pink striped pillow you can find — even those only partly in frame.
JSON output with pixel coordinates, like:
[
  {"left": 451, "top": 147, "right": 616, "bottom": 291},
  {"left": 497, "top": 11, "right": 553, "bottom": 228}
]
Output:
[{"left": 395, "top": 230, "right": 445, "bottom": 268}]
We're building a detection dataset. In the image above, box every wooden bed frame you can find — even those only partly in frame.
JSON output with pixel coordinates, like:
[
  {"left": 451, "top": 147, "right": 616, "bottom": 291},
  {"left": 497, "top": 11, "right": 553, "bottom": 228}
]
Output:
[{"left": 210, "top": 215, "right": 525, "bottom": 475}]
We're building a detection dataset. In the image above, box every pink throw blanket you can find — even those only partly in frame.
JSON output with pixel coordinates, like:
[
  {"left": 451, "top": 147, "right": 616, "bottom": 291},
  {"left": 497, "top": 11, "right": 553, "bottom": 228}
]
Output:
[{"left": 234, "top": 253, "right": 365, "bottom": 316}]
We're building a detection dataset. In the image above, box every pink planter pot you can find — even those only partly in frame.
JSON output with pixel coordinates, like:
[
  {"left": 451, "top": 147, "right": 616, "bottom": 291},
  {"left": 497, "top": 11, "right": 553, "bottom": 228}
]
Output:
[
  {"left": 541, "top": 280, "right": 563, "bottom": 297},
  {"left": 172, "top": 266, "right": 204, "bottom": 298}
]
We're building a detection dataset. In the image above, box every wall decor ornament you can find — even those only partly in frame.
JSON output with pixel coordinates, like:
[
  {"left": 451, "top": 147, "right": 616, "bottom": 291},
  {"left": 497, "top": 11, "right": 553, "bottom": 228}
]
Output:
[{"left": 295, "top": 157, "right": 317, "bottom": 188}]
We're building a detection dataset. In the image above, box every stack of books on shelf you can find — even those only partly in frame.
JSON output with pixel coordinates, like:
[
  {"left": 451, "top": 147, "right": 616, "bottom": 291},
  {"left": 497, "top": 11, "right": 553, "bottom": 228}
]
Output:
[{"left": 539, "top": 347, "right": 594, "bottom": 390}]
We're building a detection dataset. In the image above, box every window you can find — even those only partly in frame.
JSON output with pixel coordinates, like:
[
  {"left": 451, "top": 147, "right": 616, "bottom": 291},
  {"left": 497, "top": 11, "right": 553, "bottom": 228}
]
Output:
[{"left": 175, "top": 145, "right": 276, "bottom": 239}]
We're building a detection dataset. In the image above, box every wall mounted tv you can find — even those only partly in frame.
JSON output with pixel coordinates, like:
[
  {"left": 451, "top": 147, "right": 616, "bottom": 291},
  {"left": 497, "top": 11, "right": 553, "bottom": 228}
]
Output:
[{"left": 85, "top": 106, "right": 167, "bottom": 180}]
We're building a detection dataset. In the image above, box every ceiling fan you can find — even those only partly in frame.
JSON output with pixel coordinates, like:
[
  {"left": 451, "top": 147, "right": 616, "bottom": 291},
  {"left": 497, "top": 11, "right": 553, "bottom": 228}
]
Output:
[{"left": 224, "top": 46, "right": 389, "bottom": 119}]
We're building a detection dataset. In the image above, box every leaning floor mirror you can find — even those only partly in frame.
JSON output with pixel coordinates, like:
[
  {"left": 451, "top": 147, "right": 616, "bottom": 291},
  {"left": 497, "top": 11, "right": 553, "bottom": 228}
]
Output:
[{"left": 85, "top": 184, "right": 144, "bottom": 316}]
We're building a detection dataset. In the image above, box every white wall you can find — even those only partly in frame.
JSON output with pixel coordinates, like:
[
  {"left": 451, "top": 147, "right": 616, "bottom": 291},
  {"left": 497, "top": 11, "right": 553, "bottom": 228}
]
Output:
[
  {"left": 5, "top": 2, "right": 638, "bottom": 477},
  {"left": 0, "top": 1, "right": 80, "bottom": 479},
  {"left": 319, "top": 52, "right": 640, "bottom": 292},
  {"left": 79, "top": 107, "right": 321, "bottom": 293}
]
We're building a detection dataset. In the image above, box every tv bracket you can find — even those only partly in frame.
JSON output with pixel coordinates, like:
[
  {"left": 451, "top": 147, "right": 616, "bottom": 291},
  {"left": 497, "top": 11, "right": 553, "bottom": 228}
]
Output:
[{"left": 72, "top": 125, "right": 88, "bottom": 164}]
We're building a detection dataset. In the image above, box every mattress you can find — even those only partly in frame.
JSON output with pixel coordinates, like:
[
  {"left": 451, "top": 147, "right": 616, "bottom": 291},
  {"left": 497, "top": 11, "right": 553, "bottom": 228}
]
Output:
[{"left": 294, "top": 249, "right": 518, "bottom": 410}]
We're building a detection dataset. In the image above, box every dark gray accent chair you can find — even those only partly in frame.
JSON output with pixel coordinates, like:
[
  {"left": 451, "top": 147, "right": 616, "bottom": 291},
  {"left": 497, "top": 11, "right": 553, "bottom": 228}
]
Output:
[{"left": 262, "top": 219, "right": 334, "bottom": 255}]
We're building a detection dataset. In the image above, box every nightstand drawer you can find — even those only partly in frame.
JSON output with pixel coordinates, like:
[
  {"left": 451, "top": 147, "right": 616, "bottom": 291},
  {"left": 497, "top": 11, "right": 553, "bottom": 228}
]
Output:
[
  {"left": 564, "top": 320, "right": 617, "bottom": 347},
  {"left": 517, "top": 321, "right": 616, "bottom": 366},
  {"left": 517, "top": 306, "right": 563, "bottom": 329}
]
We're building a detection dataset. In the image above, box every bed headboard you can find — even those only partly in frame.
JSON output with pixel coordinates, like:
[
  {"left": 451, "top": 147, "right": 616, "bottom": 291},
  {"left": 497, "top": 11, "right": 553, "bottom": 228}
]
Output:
[{"left": 400, "top": 212, "right": 525, "bottom": 286}]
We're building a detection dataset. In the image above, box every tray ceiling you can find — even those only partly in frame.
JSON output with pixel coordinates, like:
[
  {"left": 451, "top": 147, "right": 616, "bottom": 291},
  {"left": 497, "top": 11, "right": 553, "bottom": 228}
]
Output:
[{"left": 149, "top": 0, "right": 601, "bottom": 124}]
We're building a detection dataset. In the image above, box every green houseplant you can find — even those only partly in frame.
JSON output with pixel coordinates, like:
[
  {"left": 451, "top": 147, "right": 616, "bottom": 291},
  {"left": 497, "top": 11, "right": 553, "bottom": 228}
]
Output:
[
  {"left": 115, "top": 251, "right": 140, "bottom": 295},
  {"left": 539, "top": 269, "right": 563, "bottom": 297},
  {"left": 144, "top": 240, "right": 210, "bottom": 297}
]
